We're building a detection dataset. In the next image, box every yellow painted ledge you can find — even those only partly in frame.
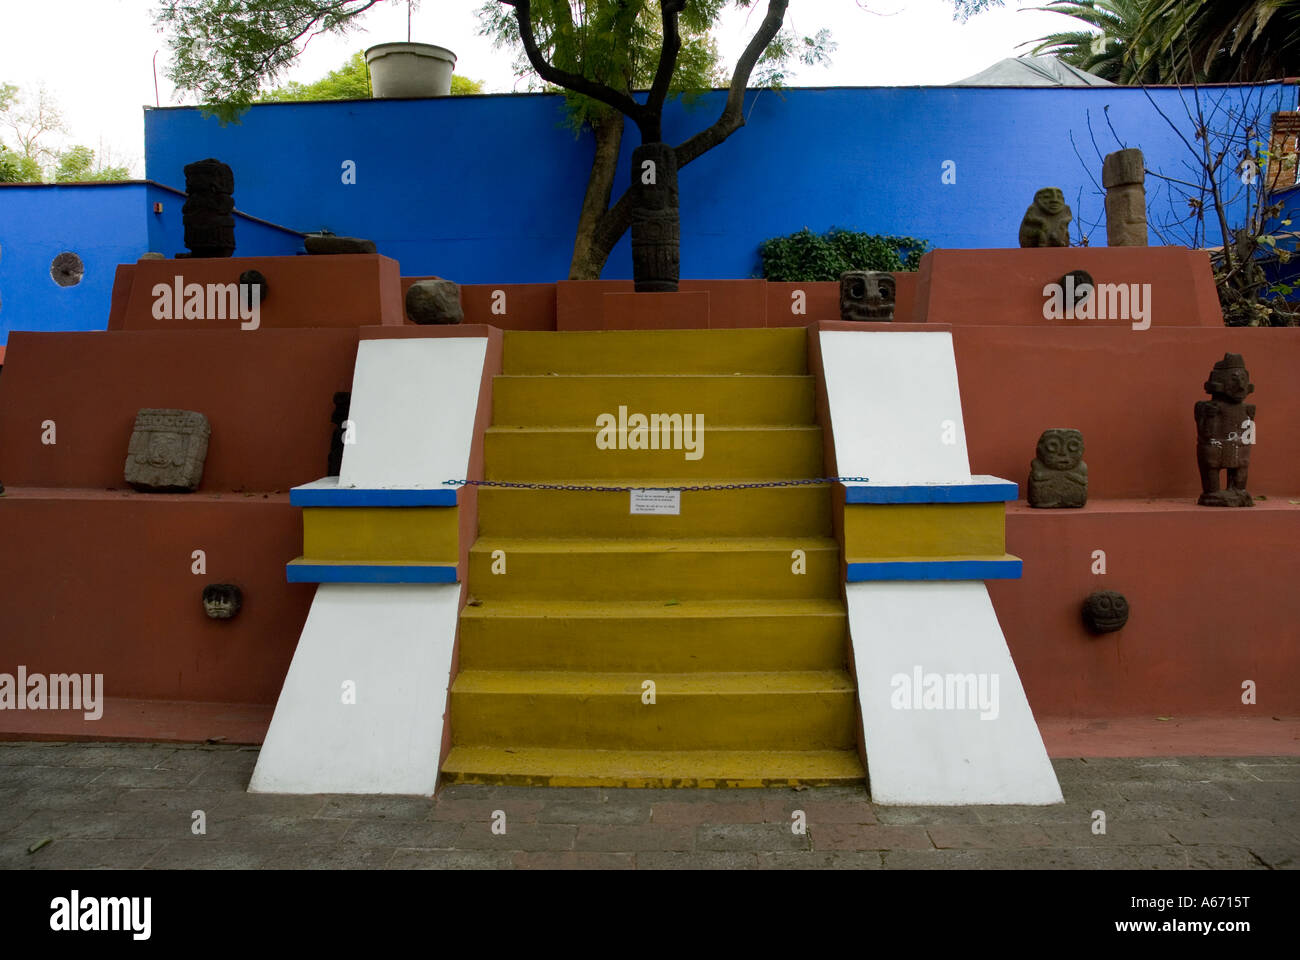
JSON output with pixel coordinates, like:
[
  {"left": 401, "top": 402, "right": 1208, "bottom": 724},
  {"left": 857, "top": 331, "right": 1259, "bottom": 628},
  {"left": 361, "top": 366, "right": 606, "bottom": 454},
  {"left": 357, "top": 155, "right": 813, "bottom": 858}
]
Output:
[{"left": 302, "top": 506, "right": 459, "bottom": 563}]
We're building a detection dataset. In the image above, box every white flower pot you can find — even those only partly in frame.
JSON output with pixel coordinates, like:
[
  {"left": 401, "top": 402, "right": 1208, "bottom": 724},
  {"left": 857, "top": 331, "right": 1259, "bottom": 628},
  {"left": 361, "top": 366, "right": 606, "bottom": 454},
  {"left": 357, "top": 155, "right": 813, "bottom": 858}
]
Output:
[{"left": 364, "top": 42, "right": 457, "bottom": 98}]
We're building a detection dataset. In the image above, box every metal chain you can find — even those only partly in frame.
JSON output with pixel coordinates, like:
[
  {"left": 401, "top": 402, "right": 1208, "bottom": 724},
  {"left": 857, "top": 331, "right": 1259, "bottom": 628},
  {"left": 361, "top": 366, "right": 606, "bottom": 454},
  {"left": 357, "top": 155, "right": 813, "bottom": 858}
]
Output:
[{"left": 441, "top": 477, "right": 871, "bottom": 492}]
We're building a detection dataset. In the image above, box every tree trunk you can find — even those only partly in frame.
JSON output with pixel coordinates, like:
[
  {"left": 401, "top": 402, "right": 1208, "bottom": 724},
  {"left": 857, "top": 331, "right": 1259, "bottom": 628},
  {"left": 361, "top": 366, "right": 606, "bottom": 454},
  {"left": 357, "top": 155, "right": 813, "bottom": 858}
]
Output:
[{"left": 568, "top": 110, "right": 625, "bottom": 280}]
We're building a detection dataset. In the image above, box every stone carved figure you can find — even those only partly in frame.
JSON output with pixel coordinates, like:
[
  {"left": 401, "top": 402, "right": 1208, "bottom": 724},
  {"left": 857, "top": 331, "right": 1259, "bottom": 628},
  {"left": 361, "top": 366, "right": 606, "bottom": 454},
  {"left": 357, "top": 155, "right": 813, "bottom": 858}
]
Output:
[
  {"left": 124, "top": 409, "right": 210, "bottom": 492},
  {"left": 1195, "top": 353, "right": 1256, "bottom": 507},
  {"left": 202, "top": 583, "right": 242, "bottom": 620},
  {"left": 1102, "top": 148, "right": 1148, "bottom": 246},
  {"left": 1028, "top": 428, "right": 1087, "bottom": 508},
  {"left": 182, "top": 159, "right": 235, "bottom": 258},
  {"left": 1018, "top": 187, "right": 1072, "bottom": 248},
  {"left": 328, "top": 391, "right": 351, "bottom": 477},
  {"left": 630, "top": 142, "right": 680, "bottom": 293},
  {"left": 304, "top": 232, "right": 377, "bottom": 255},
  {"left": 1082, "top": 590, "right": 1129, "bottom": 634},
  {"left": 839, "top": 271, "right": 896, "bottom": 322}
]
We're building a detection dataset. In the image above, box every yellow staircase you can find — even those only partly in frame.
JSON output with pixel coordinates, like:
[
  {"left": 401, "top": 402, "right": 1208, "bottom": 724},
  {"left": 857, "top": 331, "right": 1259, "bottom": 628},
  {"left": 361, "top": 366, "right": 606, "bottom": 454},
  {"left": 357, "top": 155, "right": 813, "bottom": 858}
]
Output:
[{"left": 440, "top": 329, "right": 866, "bottom": 787}]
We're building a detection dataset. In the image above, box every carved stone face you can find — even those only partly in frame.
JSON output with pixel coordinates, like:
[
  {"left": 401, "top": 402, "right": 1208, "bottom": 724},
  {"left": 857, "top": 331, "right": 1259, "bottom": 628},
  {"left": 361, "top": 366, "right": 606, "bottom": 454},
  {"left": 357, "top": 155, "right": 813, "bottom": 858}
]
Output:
[
  {"left": 1206, "top": 365, "right": 1253, "bottom": 403},
  {"left": 1082, "top": 590, "right": 1129, "bottom": 634},
  {"left": 202, "top": 583, "right": 242, "bottom": 620},
  {"left": 1035, "top": 188, "right": 1065, "bottom": 215},
  {"left": 144, "top": 431, "right": 185, "bottom": 468},
  {"left": 840, "top": 271, "right": 896, "bottom": 322},
  {"left": 1036, "top": 428, "right": 1084, "bottom": 471}
]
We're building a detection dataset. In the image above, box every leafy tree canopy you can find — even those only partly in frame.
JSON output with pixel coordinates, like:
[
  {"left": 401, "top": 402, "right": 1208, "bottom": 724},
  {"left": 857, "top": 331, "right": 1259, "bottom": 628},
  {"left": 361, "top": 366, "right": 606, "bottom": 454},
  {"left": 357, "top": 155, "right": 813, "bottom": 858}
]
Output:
[{"left": 260, "top": 49, "right": 483, "bottom": 102}]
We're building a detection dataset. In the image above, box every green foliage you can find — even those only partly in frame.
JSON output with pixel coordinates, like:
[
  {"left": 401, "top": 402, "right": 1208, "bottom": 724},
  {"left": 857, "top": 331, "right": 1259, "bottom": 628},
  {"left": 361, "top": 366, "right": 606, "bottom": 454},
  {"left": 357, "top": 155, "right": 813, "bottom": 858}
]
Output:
[
  {"left": 0, "top": 146, "right": 40, "bottom": 182},
  {"left": 758, "top": 227, "right": 929, "bottom": 281},
  {"left": 52, "top": 144, "right": 131, "bottom": 182},
  {"left": 1027, "top": 0, "right": 1300, "bottom": 83},
  {"left": 261, "top": 50, "right": 373, "bottom": 100}
]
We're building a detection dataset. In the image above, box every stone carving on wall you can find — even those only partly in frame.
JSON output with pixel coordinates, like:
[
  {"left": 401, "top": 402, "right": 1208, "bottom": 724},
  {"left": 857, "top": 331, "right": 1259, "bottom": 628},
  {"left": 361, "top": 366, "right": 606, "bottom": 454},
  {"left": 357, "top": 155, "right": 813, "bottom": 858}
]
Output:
[
  {"left": 124, "top": 409, "right": 210, "bottom": 492},
  {"left": 630, "top": 142, "right": 681, "bottom": 293},
  {"left": 839, "top": 271, "right": 896, "bottom": 322},
  {"left": 1082, "top": 590, "right": 1129, "bottom": 634},
  {"left": 1102, "top": 147, "right": 1148, "bottom": 246},
  {"left": 304, "top": 232, "right": 378, "bottom": 255},
  {"left": 1018, "top": 187, "right": 1072, "bottom": 247},
  {"left": 182, "top": 159, "right": 236, "bottom": 258},
  {"left": 202, "top": 583, "right": 242, "bottom": 620},
  {"left": 1028, "top": 428, "right": 1087, "bottom": 508},
  {"left": 1195, "top": 353, "right": 1256, "bottom": 507}
]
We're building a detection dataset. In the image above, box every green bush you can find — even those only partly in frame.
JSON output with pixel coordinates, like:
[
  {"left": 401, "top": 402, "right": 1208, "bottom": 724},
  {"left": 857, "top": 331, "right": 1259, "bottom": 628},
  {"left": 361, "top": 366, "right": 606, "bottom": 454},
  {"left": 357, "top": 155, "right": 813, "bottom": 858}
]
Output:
[{"left": 758, "top": 227, "right": 929, "bottom": 281}]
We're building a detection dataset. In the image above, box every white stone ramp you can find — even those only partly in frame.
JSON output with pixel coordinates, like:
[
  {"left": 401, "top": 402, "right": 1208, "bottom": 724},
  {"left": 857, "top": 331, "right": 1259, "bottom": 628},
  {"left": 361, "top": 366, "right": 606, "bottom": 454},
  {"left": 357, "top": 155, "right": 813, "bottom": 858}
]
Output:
[
  {"left": 251, "top": 336, "right": 488, "bottom": 795},
  {"left": 847, "top": 581, "right": 1062, "bottom": 805},
  {"left": 249, "top": 584, "right": 460, "bottom": 795}
]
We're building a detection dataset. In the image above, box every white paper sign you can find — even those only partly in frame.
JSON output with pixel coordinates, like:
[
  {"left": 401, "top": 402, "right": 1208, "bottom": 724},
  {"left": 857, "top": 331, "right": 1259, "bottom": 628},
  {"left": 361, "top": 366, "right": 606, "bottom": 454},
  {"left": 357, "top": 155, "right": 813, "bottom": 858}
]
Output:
[{"left": 630, "top": 488, "right": 681, "bottom": 515}]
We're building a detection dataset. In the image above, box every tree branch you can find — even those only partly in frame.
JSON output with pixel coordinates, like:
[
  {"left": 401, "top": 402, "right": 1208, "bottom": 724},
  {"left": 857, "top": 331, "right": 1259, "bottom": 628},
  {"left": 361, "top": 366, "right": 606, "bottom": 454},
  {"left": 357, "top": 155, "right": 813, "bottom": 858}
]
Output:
[
  {"left": 500, "top": 0, "right": 649, "bottom": 135},
  {"left": 674, "top": 0, "right": 789, "bottom": 167},
  {"left": 645, "top": 0, "right": 686, "bottom": 136}
]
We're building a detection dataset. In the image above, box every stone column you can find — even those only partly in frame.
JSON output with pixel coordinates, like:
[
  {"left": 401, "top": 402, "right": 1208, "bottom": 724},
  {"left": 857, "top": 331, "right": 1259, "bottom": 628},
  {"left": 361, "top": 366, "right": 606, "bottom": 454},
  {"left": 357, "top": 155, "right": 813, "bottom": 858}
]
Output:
[
  {"left": 630, "top": 142, "right": 680, "bottom": 293},
  {"left": 1102, "top": 148, "right": 1148, "bottom": 247}
]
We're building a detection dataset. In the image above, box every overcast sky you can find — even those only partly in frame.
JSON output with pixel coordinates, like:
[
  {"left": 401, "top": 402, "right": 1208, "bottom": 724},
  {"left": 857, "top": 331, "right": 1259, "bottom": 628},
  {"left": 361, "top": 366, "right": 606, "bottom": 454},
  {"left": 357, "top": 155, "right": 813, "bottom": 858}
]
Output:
[{"left": 0, "top": 0, "right": 1084, "bottom": 176}]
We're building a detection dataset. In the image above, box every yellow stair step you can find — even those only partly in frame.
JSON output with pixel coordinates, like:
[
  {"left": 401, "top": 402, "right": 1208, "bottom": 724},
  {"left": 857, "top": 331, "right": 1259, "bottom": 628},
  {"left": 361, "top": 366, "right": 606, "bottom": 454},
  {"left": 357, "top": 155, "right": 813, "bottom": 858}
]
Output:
[
  {"left": 492, "top": 374, "right": 816, "bottom": 426},
  {"left": 450, "top": 669, "right": 858, "bottom": 751},
  {"left": 468, "top": 536, "right": 841, "bottom": 600},
  {"left": 483, "top": 424, "right": 824, "bottom": 481},
  {"left": 458, "top": 598, "right": 847, "bottom": 672},
  {"left": 501, "top": 328, "right": 808, "bottom": 376},
  {"left": 440, "top": 746, "right": 866, "bottom": 787},
  {"left": 476, "top": 482, "right": 831, "bottom": 538}
]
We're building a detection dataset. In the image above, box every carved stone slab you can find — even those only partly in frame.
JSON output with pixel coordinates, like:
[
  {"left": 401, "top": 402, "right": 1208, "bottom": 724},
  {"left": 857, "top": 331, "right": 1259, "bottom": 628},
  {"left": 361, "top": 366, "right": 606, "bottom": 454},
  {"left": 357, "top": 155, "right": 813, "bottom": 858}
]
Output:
[{"left": 124, "top": 408, "right": 211, "bottom": 492}]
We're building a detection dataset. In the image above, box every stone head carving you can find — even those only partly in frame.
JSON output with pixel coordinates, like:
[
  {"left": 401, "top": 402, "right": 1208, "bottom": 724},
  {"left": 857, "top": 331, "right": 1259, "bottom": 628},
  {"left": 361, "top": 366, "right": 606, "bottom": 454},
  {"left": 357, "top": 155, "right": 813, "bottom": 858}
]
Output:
[
  {"left": 839, "top": 270, "right": 896, "bottom": 322},
  {"left": 202, "top": 583, "right": 242, "bottom": 620},
  {"left": 1082, "top": 590, "right": 1129, "bottom": 634},
  {"left": 1019, "top": 187, "right": 1072, "bottom": 247},
  {"left": 1204, "top": 353, "right": 1254, "bottom": 403},
  {"left": 1037, "top": 428, "right": 1084, "bottom": 471}
]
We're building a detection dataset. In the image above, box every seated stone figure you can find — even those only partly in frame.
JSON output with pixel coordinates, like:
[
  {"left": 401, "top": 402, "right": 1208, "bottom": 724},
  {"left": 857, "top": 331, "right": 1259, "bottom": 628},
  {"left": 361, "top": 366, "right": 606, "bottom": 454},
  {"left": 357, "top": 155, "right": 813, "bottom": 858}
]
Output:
[
  {"left": 1019, "top": 187, "right": 1072, "bottom": 247},
  {"left": 1028, "top": 428, "right": 1087, "bottom": 508},
  {"left": 1195, "top": 353, "right": 1256, "bottom": 507}
]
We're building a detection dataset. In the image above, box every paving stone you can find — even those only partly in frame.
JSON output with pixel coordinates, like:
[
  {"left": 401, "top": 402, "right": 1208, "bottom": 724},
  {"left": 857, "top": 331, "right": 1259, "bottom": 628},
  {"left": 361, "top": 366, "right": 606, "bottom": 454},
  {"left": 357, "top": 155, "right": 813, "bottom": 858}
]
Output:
[
  {"left": 811, "top": 824, "right": 933, "bottom": 851},
  {"left": 185, "top": 765, "right": 259, "bottom": 791},
  {"left": 514, "top": 851, "right": 635, "bottom": 870},
  {"left": 1219, "top": 781, "right": 1300, "bottom": 802},
  {"left": 26, "top": 838, "right": 169, "bottom": 869},
  {"left": 1038, "top": 821, "right": 1180, "bottom": 846},
  {"left": 885, "top": 846, "right": 1188, "bottom": 870},
  {"left": 574, "top": 824, "right": 692, "bottom": 852},
  {"left": 1238, "top": 764, "right": 1300, "bottom": 782},
  {"left": 762, "top": 798, "right": 877, "bottom": 825},
  {"left": 263, "top": 844, "right": 397, "bottom": 870},
  {"left": 150, "top": 746, "right": 260, "bottom": 772},
  {"left": 695, "top": 823, "right": 811, "bottom": 852},
  {"left": 928, "top": 824, "right": 1053, "bottom": 849},
  {"left": 0, "top": 838, "right": 43, "bottom": 868},
  {"left": 536, "top": 800, "right": 652, "bottom": 825},
  {"left": 11, "top": 784, "right": 127, "bottom": 813},
  {"left": 1248, "top": 845, "right": 1298, "bottom": 869},
  {"left": 114, "top": 788, "right": 326, "bottom": 817},
  {"left": 206, "top": 815, "right": 352, "bottom": 845},
  {"left": 1181, "top": 845, "right": 1272, "bottom": 869},
  {"left": 87, "top": 766, "right": 204, "bottom": 788},
  {"left": 1161, "top": 818, "right": 1300, "bottom": 847},
  {"left": 389, "top": 848, "right": 516, "bottom": 870},
  {"left": 58, "top": 743, "right": 180, "bottom": 768},
  {"left": 1, "top": 809, "right": 158, "bottom": 841},
  {"left": 758, "top": 851, "right": 885, "bottom": 869},
  {"left": 634, "top": 851, "right": 759, "bottom": 870},
  {"left": 429, "top": 798, "right": 542, "bottom": 823},
  {"left": 973, "top": 802, "right": 1100, "bottom": 825},
  {"left": 649, "top": 801, "right": 765, "bottom": 826},
  {"left": 4, "top": 764, "right": 107, "bottom": 787},
  {"left": 457, "top": 823, "right": 577, "bottom": 851},
  {"left": 0, "top": 744, "right": 76, "bottom": 766},
  {"left": 1113, "top": 779, "right": 1238, "bottom": 802},
  {"left": 317, "top": 795, "right": 434, "bottom": 821},
  {"left": 869, "top": 805, "right": 983, "bottom": 825},
  {"left": 140, "top": 840, "right": 277, "bottom": 869},
  {"left": 340, "top": 820, "right": 460, "bottom": 849},
  {"left": 438, "top": 785, "right": 597, "bottom": 804}
]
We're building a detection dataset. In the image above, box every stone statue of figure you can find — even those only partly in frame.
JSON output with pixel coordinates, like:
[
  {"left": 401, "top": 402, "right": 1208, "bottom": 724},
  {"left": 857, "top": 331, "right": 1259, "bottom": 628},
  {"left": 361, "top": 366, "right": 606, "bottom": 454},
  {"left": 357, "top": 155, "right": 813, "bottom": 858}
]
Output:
[
  {"left": 1195, "top": 353, "right": 1256, "bottom": 507},
  {"left": 1028, "top": 428, "right": 1087, "bottom": 508},
  {"left": 1018, "top": 187, "right": 1072, "bottom": 247}
]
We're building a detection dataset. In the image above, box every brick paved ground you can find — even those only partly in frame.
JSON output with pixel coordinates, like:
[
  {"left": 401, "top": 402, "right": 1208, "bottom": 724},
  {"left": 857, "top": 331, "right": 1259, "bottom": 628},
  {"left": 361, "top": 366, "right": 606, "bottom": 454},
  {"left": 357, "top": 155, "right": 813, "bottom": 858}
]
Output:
[{"left": 1, "top": 743, "right": 1296, "bottom": 869}]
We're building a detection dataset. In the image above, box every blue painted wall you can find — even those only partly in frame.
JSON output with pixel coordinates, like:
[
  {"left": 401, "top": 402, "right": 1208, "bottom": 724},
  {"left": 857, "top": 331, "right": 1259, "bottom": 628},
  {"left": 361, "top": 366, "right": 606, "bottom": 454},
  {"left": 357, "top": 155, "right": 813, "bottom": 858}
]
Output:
[
  {"left": 143, "top": 84, "right": 1299, "bottom": 283},
  {"left": 0, "top": 182, "right": 303, "bottom": 345}
]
